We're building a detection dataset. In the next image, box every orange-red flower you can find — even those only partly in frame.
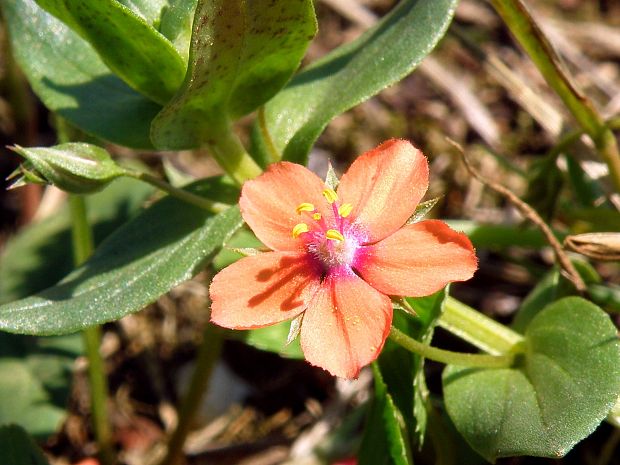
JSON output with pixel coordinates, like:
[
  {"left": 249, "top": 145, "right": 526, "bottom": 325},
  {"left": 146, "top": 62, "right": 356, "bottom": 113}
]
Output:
[{"left": 210, "top": 139, "right": 477, "bottom": 378}]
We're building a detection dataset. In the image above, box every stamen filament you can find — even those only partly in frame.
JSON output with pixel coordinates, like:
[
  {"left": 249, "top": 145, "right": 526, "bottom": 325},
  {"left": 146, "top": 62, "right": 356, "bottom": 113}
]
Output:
[
  {"left": 292, "top": 223, "right": 309, "bottom": 238},
  {"left": 326, "top": 229, "right": 345, "bottom": 241},
  {"left": 322, "top": 189, "right": 338, "bottom": 204}
]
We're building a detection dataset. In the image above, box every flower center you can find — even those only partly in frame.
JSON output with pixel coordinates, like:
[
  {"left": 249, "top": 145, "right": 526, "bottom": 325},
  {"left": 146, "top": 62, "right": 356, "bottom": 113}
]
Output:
[{"left": 291, "top": 188, "right": 359, "bottom": 269}]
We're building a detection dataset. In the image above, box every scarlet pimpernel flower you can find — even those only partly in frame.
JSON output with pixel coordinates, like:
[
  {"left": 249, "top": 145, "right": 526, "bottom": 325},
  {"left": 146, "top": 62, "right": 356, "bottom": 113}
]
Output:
[{"left": 210, "top": 139, "right": 477, "bottom": 378}]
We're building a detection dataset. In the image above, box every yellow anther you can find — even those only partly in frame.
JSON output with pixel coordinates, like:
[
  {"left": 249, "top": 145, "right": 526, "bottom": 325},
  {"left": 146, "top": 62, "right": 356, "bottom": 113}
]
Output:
[
  {"left": 338, "top": 203, "right": 353, "bottom": 218},
  {"left": 325, "top": 229, "right": 345, "bottom": 242},
  {"left": 313, "top": 212, "right": 322, "bottom": 220},
  {"left": 296, "top": 202, "right": 315, "bottom": 215},
  {"left": 322, "top": 188, "right": 338, "bottom": 204},
  {"left": 292, "top": 223, "right": 309, "bottom": 238}
]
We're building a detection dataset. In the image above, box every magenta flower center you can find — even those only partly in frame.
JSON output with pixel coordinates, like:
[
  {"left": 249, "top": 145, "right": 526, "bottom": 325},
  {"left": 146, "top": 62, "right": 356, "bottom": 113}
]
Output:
[{"left": 292, "top": 188, "right": 362, "bottom": 270}]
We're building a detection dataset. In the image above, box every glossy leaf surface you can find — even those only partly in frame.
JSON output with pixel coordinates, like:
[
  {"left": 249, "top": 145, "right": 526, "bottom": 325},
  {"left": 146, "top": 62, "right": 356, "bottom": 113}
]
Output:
[
  {"left": 151, "top": 0, "right": 316, "bottom": 149},
  {"left": 3, "top": 0, "right": 161, "bottom": 148},
  {"left": 443, "top": 297, "right": 620, "bottom": 461},
  {"left": 251, "top": 0, "right": 458, "bottom": 164},
  {"left": 0, "top": 180, "right": 242, "bottom": 335}
]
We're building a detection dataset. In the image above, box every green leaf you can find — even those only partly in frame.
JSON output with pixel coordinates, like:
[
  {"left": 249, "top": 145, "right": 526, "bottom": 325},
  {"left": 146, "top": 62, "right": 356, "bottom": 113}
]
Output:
[
  {"left": 0, "top": 179, "right": 243, "bottom": 335},
  {"left": 443, "top": 297, "right": 620, "bottom": 461},
  {"left": 151, "top": 0, "right": 316, "bottom": 150},
  {"left": 359, "top": 363, "right": 412, "bottom": 465},
  {"left": 2, "top": 0, "right": 162, "bottom": 148},
  {"left": 34, "top": 0, "right": 186, "bottom": 105},
  {"left": 0, "top": 333, "right": 81, "bottom": 439},
  {"left": 0, "top": 425, "right": 50, "bottom": 465},
  {"left": 159, "top": 0, "right": 199, "bottom": 63},
  {"left": 251, "top": 0, "right": 458, "bottom": 164},
  {"left": 116, "top": 0, "right": 168, "bottom": 26},
  {"left": 0, "top": 177, "right": 153, "bottom": 304},
  {"left": 406, "top": 197, "right": 442, "bottom": 225}
]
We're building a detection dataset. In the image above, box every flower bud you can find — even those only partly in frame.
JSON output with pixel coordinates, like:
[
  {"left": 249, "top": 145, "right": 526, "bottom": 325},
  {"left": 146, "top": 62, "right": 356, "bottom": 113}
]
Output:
[
  {"left": 7, "top": 143, "right": 127, "bottom": 194},
  {"left": 564, "top": 233, "right": 620, "bottom": 261}
]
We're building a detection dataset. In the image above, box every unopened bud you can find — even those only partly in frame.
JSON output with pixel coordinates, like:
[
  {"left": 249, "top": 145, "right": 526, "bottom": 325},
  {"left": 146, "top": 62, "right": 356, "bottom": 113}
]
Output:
[
  {"left": 564, "top": 233, "right": 620, "bottom": 261},
  {"left": 7, "top": 143, "right": 127, "bottom": 194}
]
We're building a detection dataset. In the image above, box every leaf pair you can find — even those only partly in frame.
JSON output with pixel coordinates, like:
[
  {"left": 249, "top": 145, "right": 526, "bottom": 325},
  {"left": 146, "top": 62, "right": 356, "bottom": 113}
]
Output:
[
  {"left": 3, "top": 0, "right": 316, "bottom": 149},
  {"left": 4, "top": 0, "right": 458, "bottom": 158}
]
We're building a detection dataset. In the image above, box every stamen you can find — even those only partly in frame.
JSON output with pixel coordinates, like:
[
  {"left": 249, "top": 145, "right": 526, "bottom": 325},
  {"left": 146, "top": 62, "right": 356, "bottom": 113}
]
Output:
[
  {"left": 296, "top": 202, "right": 315, "bottom": 215},
  {"left": 292, "top": 223, "right": 309, "bottom": 238},
  {"left": 338, "top": 203, "right": 353, "bottom": 218},
  {"left": 325, "top": 229, "right": 345, "bottom": 241},
  {"left": 312, "top": 212, "right": 322, "bottom": 220},
  {"left": 322, "top": 189, "right": 338, "bottom": 204}
]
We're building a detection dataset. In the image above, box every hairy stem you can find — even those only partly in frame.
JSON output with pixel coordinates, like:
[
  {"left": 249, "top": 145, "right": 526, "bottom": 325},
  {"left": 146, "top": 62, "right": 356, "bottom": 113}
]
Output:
[
  {"left": 207, "top": 126, "right": 263, "bottom": 184},
  {"left": 69, "top": 196, "right": 115, "bottom": 465},
  {"left": 126, "top": 171, "right": 229, "bottom": 213}
]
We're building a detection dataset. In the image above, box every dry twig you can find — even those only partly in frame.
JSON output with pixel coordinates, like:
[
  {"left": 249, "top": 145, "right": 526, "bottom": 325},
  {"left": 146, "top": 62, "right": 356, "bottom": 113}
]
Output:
[{"left": 448, "top": 138, "right": 587, "bottom": 293}]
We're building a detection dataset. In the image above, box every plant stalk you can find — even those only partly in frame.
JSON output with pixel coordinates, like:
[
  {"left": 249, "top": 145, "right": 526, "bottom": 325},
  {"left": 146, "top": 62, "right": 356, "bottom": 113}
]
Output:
[
  {"left": 388, "top": 326, "right": 515, "bottom": 369},
  {"left": 160, "top": 323, "right": 224, "bottom": 465},
  {"left": 489, "top": 0, "right": 620, "bottom": 192},
  {"left": 126, "top": 171, "right": 230, "bottom": 213},
  {"left": 69, "top": 195, "right": 116, "bottom": 465},
  {"left": 206, "top": 126, "right": 263, "bottom": 185},
  {"left": 438, "top": 297, "right": 524, "bottom": 355}
]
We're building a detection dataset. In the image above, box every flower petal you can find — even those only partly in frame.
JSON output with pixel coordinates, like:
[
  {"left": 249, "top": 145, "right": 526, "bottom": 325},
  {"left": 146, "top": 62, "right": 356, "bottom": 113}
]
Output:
[
  {"left": 356, "top": 220, "right": 477, "bottom": 297},
  {"left": 240, "top": 162, "right": 334, "bottom": 251},
  {"left": 300, "top": 269, "right": 392, "bottom": 379},
  {"left": 337, "top": 139, "right": 429, "bottom": 243},
  {"left": 210, "top": 251, "right": 321, "bottom": 329}
]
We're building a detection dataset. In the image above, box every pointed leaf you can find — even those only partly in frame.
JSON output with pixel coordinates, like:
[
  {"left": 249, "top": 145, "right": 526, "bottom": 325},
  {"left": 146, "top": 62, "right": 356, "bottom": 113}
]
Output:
[
  {"left": 359, "top": 363, "right": 412, "bottom": 465},
  {"left": 0, "top": 179, "right": 242, "bottom": 335},
  {"left": 444, "top": 297, "right": 620, "bottom": 461},
  {"left": 151, "top": 0, "right": 316, "bottom": 149},
  {"left": 251, "top": 0, "right": 458, "bottom": 164}
]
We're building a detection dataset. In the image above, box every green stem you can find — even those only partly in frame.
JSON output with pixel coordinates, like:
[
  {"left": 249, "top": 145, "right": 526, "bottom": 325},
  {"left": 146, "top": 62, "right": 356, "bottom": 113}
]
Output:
[
  {"left": 490, "top": 0, "right": 620, "bottom": 192},
  {"left": 438, "top": 297, "right": 524, "bottom": 355},
  {"left": 258, "top": 106, "right": 282, "bottom": 164},
  {"left": 126, "top": 171, "right": 230, "bottom": 213},
  {"left": 69, "top": 196, "right": 116, "bottom": 465},
  {"left": 160, "top": 323, "right": 224, "bottom": 465},
  {"left": 206, "top": 126, "right": 263, "bottom": 185},
  {"left": 388, "top": 327, "right": 514, "bottom": 369}
]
